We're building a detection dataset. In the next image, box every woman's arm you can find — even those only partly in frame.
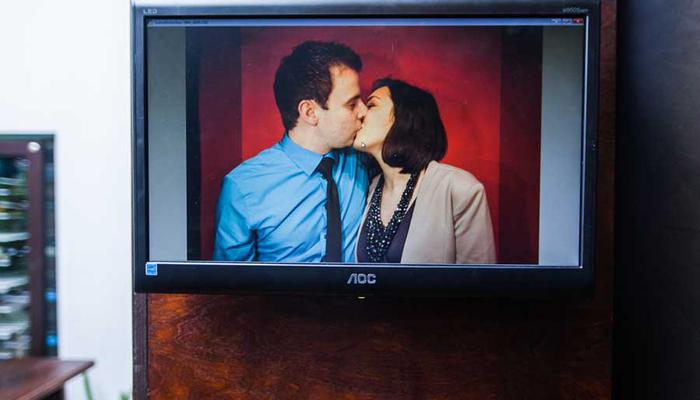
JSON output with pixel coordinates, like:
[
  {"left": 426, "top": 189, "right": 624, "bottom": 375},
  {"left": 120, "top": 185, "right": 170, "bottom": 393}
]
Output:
[{"left": 453, "top": 181, "right": 496, "bottom": 264}]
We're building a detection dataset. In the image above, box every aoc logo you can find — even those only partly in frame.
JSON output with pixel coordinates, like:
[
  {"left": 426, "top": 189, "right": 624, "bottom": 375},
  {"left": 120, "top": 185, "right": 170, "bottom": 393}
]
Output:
[{"left": 347, "top": 273, "right": 376, "bottom": 285}]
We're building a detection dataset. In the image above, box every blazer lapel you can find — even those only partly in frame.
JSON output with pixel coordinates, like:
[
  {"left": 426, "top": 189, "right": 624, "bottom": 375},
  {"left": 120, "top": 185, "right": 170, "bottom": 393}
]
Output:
[{"left": 400, "top": 161, "right": 438, "bottom": 263}]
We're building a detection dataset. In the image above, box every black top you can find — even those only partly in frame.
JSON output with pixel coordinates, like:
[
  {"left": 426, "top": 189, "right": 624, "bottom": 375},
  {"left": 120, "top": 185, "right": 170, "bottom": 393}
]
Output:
[{"left": 357, "top": 203, "right": 416, "bottom": 263}]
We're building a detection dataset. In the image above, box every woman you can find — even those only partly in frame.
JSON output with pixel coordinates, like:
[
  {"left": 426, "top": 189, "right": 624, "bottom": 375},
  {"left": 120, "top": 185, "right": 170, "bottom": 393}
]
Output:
[{"left": 354, "top": 78, "right": 496, "bottom": 264}]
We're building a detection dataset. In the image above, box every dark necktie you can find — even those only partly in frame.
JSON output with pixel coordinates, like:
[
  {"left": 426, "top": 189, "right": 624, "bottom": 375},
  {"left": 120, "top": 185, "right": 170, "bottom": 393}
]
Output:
[{"left": 316, "top": 157, "right": 342, "bottom": 262}]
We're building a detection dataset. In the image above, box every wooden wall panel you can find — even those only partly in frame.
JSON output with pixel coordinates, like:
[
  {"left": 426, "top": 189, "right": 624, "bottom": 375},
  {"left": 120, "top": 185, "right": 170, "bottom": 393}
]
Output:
[
  {"left": 148, "top": 295, "right": 611, "bottom": 399},
  {"left": 144, "top": 3, "right": 616, "bottom": 398}
]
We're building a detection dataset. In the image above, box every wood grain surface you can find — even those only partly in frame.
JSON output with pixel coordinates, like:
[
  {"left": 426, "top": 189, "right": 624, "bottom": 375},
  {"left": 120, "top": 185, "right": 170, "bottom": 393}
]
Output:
[
  {"left": 145, "top": 3, "right": 616, "bottom": 398},
  {"left": 0, "top": 358, "right": 93, "bottom": 400}
]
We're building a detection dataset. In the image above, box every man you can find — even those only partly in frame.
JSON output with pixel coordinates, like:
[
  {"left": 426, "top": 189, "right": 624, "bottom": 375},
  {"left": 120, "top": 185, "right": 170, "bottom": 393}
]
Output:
[{"left": 213, "top": 41, "right": 369, "bottom": 263}]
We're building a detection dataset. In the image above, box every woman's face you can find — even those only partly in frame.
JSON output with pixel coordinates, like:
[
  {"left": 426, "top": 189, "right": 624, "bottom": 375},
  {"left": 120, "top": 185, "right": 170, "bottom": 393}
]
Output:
[{"left": 353, "top": 86, "right": 394, "bottom": 154}]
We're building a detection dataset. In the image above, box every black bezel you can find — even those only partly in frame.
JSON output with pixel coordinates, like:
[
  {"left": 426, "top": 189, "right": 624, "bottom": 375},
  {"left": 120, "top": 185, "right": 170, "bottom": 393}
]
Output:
[{"left": 131, "top": 0, "right": 600, "bottom": 297}]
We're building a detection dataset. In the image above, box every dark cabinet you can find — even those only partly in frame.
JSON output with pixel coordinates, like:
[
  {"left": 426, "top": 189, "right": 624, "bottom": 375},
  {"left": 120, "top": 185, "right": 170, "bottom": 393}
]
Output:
[{"left": 0, "top": 136, "right": 56, "bottom": 359}]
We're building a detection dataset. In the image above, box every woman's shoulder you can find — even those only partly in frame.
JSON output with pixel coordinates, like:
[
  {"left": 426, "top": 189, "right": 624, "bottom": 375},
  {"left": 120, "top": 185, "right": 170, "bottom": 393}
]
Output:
[
  {"left": 424, "top": 162, "right": 488, "bottom": 213},
  {"left": 425, "top": 161, "right": 483, "bottom": 190}
]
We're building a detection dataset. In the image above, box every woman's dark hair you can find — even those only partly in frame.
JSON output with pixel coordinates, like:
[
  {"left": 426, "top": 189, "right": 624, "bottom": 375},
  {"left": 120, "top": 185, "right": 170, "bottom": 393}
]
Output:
[
  {"left": 373, "top": 78, "right": 448, "bottom": 174},
  {"left": 274, "top": 41, "right": 362, "bottom": 132}
]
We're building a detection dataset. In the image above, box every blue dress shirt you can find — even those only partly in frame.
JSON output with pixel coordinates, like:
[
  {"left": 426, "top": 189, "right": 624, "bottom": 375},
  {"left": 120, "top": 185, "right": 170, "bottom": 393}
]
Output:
[{"left": 213, "top": 134, "right": 369, "bottom": 263}]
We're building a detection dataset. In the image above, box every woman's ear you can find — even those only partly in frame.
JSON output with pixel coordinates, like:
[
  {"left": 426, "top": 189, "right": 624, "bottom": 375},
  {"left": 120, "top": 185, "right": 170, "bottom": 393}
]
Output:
[{"left": 297, "top": 99, "right": 319, "bottom": 126}]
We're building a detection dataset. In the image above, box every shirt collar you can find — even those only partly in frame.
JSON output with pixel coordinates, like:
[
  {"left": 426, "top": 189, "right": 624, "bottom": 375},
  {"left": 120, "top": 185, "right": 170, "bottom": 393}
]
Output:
[{"left": 280, "top": 133, "right": 339, "bottom": 176}]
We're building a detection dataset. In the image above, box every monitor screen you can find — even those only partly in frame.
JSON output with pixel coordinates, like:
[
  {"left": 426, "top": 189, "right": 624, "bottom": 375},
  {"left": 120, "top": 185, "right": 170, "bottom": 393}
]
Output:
[{"left": 134, "top": 1, "right": 598, "bottom": 295}]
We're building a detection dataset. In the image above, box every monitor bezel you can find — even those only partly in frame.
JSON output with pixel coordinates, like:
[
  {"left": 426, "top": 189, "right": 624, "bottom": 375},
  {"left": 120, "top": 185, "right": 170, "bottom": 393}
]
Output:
[{"left": 132, "top": 0, "right": 600, "bottom": 297}]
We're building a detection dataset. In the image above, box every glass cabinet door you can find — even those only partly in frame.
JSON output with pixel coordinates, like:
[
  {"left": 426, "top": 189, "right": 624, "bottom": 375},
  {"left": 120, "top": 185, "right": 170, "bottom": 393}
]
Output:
[{"left": 0, "top": 137, "right": 55, "bottom": 359}]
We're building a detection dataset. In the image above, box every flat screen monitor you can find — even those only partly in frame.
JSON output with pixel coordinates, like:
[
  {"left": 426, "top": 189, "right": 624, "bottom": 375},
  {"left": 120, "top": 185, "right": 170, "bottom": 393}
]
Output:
[{"left": 133, "top": 0, "right": 600, "bottom": 296}]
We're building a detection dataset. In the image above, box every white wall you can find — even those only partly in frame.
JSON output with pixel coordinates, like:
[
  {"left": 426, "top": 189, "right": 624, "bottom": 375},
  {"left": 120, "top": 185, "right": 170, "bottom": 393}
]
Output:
[{"left": 0, "top": 1, "right": 132, "bottom": 399}]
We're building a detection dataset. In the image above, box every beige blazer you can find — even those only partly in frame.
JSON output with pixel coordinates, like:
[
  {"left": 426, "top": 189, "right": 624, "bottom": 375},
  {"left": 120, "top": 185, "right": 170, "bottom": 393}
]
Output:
[{"left": 356, "top": 161, "right": 496, "bottom": 264}]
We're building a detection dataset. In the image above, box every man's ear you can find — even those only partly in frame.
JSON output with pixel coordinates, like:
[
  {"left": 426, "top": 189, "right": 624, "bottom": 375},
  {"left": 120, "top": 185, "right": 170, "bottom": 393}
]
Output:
[{"left": 298, "top": 99, "right": 319, "bottom": 126}]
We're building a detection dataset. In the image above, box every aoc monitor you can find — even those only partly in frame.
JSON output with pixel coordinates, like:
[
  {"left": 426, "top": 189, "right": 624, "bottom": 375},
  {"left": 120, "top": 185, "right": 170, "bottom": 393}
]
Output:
[{"left": 133, "top": 0, "right": 600, "bottom": 296}]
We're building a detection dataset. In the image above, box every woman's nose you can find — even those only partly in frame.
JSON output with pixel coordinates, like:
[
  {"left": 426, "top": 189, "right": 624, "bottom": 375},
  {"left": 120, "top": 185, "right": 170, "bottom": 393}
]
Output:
[{"left": 357, "top": 101, "right": 368, "bottom": 118}]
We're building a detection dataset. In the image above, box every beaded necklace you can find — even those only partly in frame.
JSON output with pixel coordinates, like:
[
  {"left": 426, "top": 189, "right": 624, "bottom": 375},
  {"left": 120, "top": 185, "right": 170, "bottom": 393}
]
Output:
[{"left": 365, "top": 172, "right": 419, "bottom": 262}]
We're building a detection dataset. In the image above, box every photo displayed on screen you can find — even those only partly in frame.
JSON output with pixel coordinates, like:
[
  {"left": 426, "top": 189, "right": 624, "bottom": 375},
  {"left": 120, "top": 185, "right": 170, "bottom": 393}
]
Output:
[{"left": 146, "top": 18, "right": 586, "bottom": 266}]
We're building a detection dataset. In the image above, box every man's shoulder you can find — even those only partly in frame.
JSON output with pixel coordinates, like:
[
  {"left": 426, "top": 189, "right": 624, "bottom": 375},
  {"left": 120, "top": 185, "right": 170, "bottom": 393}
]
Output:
[{"left": 225, "top": 144, "right": 288, "bottom": 182}]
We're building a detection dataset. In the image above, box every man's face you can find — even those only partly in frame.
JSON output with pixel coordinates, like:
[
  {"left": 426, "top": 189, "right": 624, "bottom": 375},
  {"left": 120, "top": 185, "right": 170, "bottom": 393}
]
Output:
[{"left": 315, "top": 65, "right": 367, "bottom": 150}]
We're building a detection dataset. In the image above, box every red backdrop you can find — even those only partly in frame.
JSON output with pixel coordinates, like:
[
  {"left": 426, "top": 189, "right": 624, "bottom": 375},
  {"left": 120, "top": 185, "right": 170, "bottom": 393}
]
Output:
[{"left": 194, "top": 26, "right": 541, "bottom": 263}]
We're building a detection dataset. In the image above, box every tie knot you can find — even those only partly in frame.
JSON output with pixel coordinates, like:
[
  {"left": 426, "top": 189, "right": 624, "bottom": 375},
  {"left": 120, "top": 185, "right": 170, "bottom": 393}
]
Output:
[{"left": 316, "top": 157, "right": 335, "bottom": 179}]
